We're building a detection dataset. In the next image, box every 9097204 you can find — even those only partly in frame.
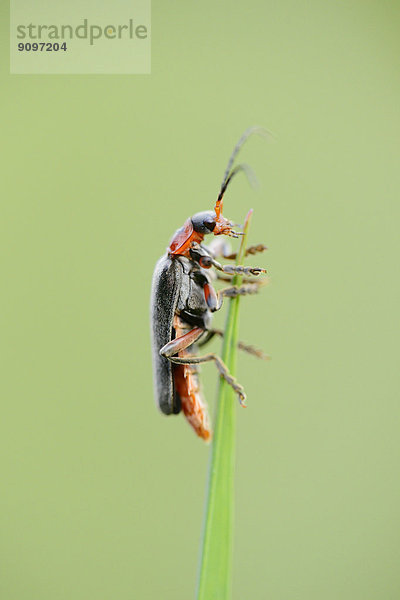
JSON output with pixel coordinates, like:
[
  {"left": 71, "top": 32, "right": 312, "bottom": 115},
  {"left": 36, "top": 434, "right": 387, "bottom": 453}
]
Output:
[{"left": 17, "top": 42, "right": 67, "bottom": 52}]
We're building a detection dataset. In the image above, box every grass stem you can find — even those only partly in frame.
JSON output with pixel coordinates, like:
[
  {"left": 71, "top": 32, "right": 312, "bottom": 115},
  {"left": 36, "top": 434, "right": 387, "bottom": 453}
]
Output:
[{"left": 196, "top": 210, "right": 253, "bottom": 600}]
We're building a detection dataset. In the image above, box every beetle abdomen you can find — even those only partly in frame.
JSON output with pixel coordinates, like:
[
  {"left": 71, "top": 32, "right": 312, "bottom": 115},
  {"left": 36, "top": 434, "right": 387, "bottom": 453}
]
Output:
[
  {"left": 173, "top": 317, "right": 211, "bottom": 441},
  {"left": 174, "top": 363, "right": 211, "bottom": 441}
]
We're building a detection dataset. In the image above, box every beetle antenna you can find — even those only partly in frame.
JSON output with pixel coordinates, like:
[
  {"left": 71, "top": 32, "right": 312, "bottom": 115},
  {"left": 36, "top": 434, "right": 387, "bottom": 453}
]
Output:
[
  {"left": 220, "top": 126, "right": 271, "bottom": 192},
  {"left": 218, "top": 163, "right": 257, "bottom": 202},
  {"left": 215, "top": 163, "right": 257, "bottom": 218}
]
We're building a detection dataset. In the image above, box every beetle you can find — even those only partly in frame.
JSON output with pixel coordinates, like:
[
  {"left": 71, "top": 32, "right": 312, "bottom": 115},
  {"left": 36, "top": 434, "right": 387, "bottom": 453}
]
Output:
[{"left": 150, "top": 127, "right": 269, "bottom": 441}]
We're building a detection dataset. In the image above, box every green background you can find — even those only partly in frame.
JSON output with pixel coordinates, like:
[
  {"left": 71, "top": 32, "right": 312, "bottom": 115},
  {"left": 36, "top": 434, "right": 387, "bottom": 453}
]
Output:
[{"left": 1, "top": 1, "right": 400, "bottom": 598}]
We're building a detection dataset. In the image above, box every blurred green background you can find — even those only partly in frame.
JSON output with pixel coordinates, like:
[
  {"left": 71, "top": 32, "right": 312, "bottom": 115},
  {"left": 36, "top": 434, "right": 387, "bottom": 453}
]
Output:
[{"left": 1, "top": 1, "right": 400, "bottom": 599}]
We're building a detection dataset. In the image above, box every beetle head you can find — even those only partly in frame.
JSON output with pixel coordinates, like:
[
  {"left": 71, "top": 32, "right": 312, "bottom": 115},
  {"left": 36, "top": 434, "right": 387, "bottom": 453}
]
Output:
[
  {"left": 191, "top": 163, "right": 254, "bottom": 240},
  {"left": 191, "top": 210, "right": 239, "bottom": 238}
]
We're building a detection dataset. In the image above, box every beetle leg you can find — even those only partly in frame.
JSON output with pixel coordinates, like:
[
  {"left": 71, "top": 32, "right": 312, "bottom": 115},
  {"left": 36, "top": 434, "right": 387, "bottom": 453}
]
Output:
[
  {"left": 202, "top": 238, "right": 232, "bottom": 259},
  {"left": 216, "top": 272, "right": 269, "bottom": 285},
  {"left": 212, "top": 281, "right": 266, "bottom": 312},
  {"left": 221, "top": 244, "right": 268, "bottom": 260},
  {"left": 238, "top": 340, "right": 270, "bottom": 360},
  {"left": 198, "top": 328, "right": 270, "bottom": 360},
  {"left": 160, "top": 326, "right": 205, "bottom": 358},
  {"left": 168, "top": 353, "right": 246, "bottom": 406},
  {"left": 212, "top": 259, "right": 266, "bottom": 277},
  {"left": 196, "top": 329, "right": 219, "bottom": 347},
  {"left": 203, "top": 281, "right": 219, "bottom": 311},
  {"left": 204, "top": 239, "right": 267, "bottom": 261},
  {"left": 219, "top": 283, "right": 262, "bottom": 298}
]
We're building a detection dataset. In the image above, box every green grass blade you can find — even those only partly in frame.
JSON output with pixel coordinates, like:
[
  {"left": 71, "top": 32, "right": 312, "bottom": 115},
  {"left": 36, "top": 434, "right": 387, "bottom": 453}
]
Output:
[{"left": 196, "top": 210, "right": 254, "bottom": 600}]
